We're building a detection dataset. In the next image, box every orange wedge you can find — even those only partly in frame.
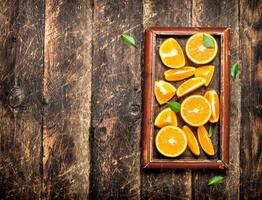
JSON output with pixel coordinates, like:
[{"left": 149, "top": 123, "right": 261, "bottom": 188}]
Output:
[
  {"left": 204, "top": 90, "right": 219, "bottom": 123},
  {"left": 197, "top": 126, "right": 215, "bottom": 156},
  {"left": 154, "top": 80, "right": 176, "bottom": 105},
  {"left": 155, "top": 126, "right": 187, "bottom": 157},
  {"left": 154, "top": 108, "right": 178, "bottom": 128},
  {"left": 176, "top": 77, "right": 206, "bottom": 97},
  {"left": 164, "top": 66, "right": 196, "bottom": 81},
  {"left": 159, "top": 38, "right": 185, "bottom": 68},
  {"left": 181, "top": 95, "right": 211, "bottom": 127},
  {"left": 194, "top": 65, "right": 215, "bottom": 86},
  {"left": 186, "top": 33, "right": 218, "bottom": 64},
  {"left": 182, "top": 125, "right": 200, "bottom": 156}
]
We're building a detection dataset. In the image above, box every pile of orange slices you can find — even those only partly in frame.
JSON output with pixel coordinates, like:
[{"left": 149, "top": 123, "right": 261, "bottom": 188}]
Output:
[{"left": 154, "top": 33, "right": 219, "bottom": 158}]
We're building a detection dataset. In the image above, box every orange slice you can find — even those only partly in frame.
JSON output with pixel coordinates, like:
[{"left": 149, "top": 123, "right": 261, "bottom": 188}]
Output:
[
  {"left": 181, "top": 95, "right": 211, "bottom": 127},
  {"left": 154, "top": 80, "right": 176, "bottom": 105},
  {"left": 197, "top": 126, "right": 215, "bottom": 156},
  {"left": 154, "top": 108, "right": 178, "bottom": 128},
  {"left": 176, "top": 77, "right": 206, "bottom": 97},
  {"left": 164, "top": 66, "right": 196, "bottom": 81},
  {"left": 182, "top": 125, "right": 200, "bottom": 156},
  {"left": 204, "top": 90, "right": 219, "bottom": 123},
  {"left": 159, "top": 38, "right": 185, "bottom": 68},
  {"left": 186, "top": 33, "right": 218, "bottom": 64},
  {"left": 194, "top": 65, "right": 215, "bottom": 86},
  {"left": 155, "top": 126, "right": 187, "bottom": 157}
]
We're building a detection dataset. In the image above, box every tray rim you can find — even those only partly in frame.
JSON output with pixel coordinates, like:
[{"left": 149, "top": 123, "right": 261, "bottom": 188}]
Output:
[{"left": 142, "top": 27, "right": 230, "bottom": 169}]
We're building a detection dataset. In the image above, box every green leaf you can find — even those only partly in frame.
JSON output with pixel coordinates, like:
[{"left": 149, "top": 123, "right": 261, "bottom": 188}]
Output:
[
  {"left": 231, "top": 63, "right": 239, "bottom": 80},
  {"left": 121, "top": 34, "right": 137, "bottom": 48},
  {"left": 208, "top": 176, "right": 224, "bottom": 186},
  {"left": 208, "top": 123, "right": 213, "bottom": 137},
  {"left": 203, "top": 34, "right": 215, "bottom": 48},
  {"left": 167, "top": 101, "right": 181, "bottom": 112}
]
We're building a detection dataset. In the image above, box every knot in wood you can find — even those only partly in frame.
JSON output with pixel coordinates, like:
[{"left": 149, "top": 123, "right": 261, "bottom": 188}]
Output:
[
  {"left": 129, "top": 104, "right": 140, "bottom": 117},
  {"left": 8, "top": 87, "right": 24, "bottom": 108}
]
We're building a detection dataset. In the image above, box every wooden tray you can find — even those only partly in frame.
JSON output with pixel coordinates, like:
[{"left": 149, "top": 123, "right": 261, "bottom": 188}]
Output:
[{"left": 142, "top": 27, "right": 230, "bottom": 169}]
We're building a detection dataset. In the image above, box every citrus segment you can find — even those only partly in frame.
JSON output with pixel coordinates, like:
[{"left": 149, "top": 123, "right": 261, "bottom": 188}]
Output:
[
  {"left": 159, "top": 38, "right": 185, "bottom": 68},
  {"left": 154, "top": 108, "right": 178, "bottom": 128},
  {"left": 181, "top": 95, "right": 211, "bottom": 127},
  {"left": 186, "top": 33, "right": 218, "bottom": 64},
  {"left": 164, "top": 66, "right": 196, "bottom": 81},
  {"left": 154, "top": 80, "right": 176, "bottom": 105},
  {"left": 155, "top": 126, "right": 187, "bottom": 157},
  {"left": 194, "top": 65, "right": 215, "bottom": 86},
  {"left": 204, "top": 90, "right": 219, "bottom": 123},
  {"left": 182, "top": 125, "right": 200, "bottom": 156},
  {"left": 176, "top": 77, "right": 206, "bottom": 97},
  {"left": 197, "top": 126, "right": 215, "bottom": 156}
]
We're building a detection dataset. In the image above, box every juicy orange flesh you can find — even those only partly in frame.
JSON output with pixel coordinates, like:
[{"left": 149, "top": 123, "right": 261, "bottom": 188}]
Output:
[
  {"left": 156, "top": 127, "right": 186, "bottom": 156},
  {"left": 177, "top": 77, "right": 206, "bottom": 97},
  {"left": 182, "top": 96, "right": 211, "bottom": 125},
  {"left": 154, "top": 81, "right": 176, "bottom": 104},
  {"left": 194, "top": 65, "right": 215, "bottom": 86},
  {"left": 182, "top": 125, "right": 200, "bottom": 156},
  {"left": 187, "top": 34, "right": 216, "bottom": 62},
  {"left": 155, "top": 108, "right": 177, "bottom": 128},
  {"left": 165, "top": 67, "right": 195, "bottom": 81},
  {"left": 204, "top": 91, "right": 219, "bottom": 122},
  {"left": 161, "top": 39, "right": 185, "bottom": 67},
  {"left": 197, "top": 126, "right": 214, "bottom": 155}
]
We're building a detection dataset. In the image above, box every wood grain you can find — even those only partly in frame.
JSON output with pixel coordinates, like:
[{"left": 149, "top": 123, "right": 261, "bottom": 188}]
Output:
[
  {"left": 142, "top": 1, "right": 192, "bottom": 199},
  {"left": 90, "top": 0, "right": 143, "bottom": 199},
  {"left": 0, "top": 0, "right": 44, "bottom": 199},
  {"left": 192, "top": 0, "right": 240, "bottom": 199},
  {"left": 43, "top": 0, "right": 92, "bottom": 199},
  {"left": 240, "top": 0, "right": 262, "bottom": 199}
]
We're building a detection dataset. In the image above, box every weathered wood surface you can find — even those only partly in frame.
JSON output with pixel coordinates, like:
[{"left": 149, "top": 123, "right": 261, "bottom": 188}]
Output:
[
  {"left": 240, "top": 0, "right": 262, "bottom": 199},
  {"left": 0, "top": 0, "right": 261, "bottom": 199},
  {"left": 0, "top": 0, "right": 44, "bottom": 199}
]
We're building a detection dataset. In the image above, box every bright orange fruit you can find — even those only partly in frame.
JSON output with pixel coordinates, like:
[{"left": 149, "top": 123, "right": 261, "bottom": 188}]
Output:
[
  {"left": 182, "top": 125, "right": 200, "bottom": 156},
  {"left": 154, "top": 80, "right": 176, "bottom": 105},
  {"left": 186, "top": 33, "right": 218, "bottom": 64},
  {"left": 181, "top": 95, "right": 211, "bottom": 127},
  {"left": 155, "top": 126, "right": 187, "bottom": 157},
  {"left": 204, "top": 90, "right": 219, "bottom": 123},
  {"left": 159, "top": 38, "right": 185, "bottom": 68},
  {"left": 164, "top": 66, "right": 196, "bottom": 81},
  {"left": 194, "top": 65, "right": 215, "bottom": 86},
  {"left": 197, "top": 126, "right": 215, "bottom": 156},
  {"left": 154, "top": 108, "right": 178, "bottom": 128},
  {"left": 176, "top": 77, "right": 206, "bottom": 97}
]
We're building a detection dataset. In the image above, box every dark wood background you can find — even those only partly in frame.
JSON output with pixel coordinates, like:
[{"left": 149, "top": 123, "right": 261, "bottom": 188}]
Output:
[{"left": 0, "top": 0, "right": 261, "bottom": 199}]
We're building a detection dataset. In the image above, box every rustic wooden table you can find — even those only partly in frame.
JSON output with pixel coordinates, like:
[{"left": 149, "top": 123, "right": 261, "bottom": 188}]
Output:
[{"left": 0, "top": 0, "right": 261, "bottom": 199}]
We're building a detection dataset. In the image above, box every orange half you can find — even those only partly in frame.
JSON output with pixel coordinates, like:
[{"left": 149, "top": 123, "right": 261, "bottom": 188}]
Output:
[
  {"left": 176, "top": 77, "right": 206, "bottom": 97},
  {"left": 204, "top": 90, "right": 219, "bottom": 123},
  {"left": 194, "top": 65, "right": 215, "bottom": 86},
  {"left": 154, "top": 80, "right": 176, "bottom": 105},
  {"left": 181, "top": 95, "right": 211, "bottom": 127},
  {"left": 164, "top": 66, "right": 196, "bottom": 81},
  {"left": 155, "top": 126, "right": 187, "bottom": 157},
  {"left": 197, "top": 126, "right": 215, "bottom": 156},
  {"left": 154, "top": 108, "right": 178, "bottom": 128},
  {"left": 159, "top": 38, "right": 185, "bottom": 68},
  {"left": 186, "top": 33, "right": 218, "bottom": 64},
  {"left": 182, "top": 125, "right": 200, "bottom": 156}
]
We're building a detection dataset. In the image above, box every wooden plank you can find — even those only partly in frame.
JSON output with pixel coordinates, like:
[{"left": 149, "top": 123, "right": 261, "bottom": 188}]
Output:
[
  {"left": 0, "top": 0, "right": 44, "bottom": 199},
  {"left": 141, "top": 1, "right": 192, "bottom": 199},
  {"left": 192, "top": 0, "right": 240, "bottom": 199},
  {"left": 43, "top": 0, "right": 92, "bottom": 199},
  {"left": 90, "top": 0, "right": 143, "bottom": 199},
  {"left": 240, "top": 0, "right": 262, "bottom": 199}
]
